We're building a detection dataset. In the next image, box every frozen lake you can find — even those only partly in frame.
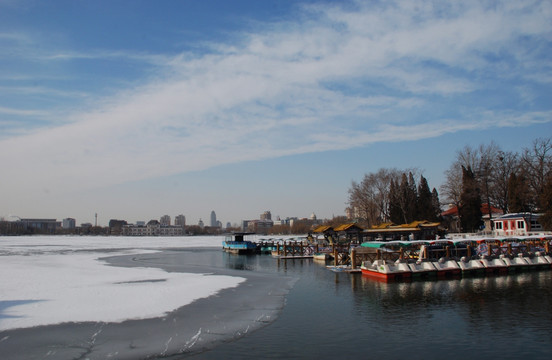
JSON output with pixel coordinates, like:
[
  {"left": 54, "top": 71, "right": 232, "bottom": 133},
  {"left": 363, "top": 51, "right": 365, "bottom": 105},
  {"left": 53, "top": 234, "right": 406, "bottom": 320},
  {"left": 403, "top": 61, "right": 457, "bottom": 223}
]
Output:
[{"left": 0, "top": 236, "right": 294, "bottom": 359}]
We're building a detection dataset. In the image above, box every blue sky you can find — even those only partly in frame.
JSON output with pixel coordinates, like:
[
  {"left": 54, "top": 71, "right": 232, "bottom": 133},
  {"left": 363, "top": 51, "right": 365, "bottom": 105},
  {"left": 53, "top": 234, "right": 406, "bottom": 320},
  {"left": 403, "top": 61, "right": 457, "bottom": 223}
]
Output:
[{"left": 1, "top": 0, "right": 551, "bottom": 227}]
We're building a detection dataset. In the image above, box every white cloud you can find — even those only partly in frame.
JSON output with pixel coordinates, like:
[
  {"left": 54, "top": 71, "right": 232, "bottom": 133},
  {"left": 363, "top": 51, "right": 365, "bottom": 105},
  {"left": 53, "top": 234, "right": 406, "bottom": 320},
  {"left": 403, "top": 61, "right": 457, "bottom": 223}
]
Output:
[{"left": 0, "top": 0, "right": 550, "bottom": 198}]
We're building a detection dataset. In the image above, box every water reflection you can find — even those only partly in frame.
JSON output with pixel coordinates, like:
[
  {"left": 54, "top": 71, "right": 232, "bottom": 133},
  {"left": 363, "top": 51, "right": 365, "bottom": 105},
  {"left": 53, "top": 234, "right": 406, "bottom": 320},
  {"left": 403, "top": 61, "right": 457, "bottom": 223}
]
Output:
[
  {"left": 193, "top": 253, "right": 552, "bottom": 360},
  {"left": 351, "top": 271, "right": 552, "bottom": 339}
]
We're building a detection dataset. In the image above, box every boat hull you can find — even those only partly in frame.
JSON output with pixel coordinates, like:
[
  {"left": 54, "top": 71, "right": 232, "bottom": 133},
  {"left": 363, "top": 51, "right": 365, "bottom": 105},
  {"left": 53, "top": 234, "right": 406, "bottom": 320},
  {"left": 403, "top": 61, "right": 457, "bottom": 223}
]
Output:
[
  {"left": 361, "top": 261, "right": 412, "bottom": 281},
  {"left": 222, "top": 240, "right": 257, "bottom": 254}
]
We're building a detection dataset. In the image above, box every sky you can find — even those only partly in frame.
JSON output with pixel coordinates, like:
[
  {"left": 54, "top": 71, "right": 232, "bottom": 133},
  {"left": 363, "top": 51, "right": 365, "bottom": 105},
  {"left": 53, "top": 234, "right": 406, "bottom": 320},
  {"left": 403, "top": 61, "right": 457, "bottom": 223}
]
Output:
[{"left": 0, "top": 0, "right": 551, "bottom": 226}]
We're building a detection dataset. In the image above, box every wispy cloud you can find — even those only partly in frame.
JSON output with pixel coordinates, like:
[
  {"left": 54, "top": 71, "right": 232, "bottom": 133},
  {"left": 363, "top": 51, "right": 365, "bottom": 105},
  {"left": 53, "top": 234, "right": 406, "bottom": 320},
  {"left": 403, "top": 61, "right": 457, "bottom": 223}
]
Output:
[{"left": 0, "top": 0, "right": 550, "bottom": 195}]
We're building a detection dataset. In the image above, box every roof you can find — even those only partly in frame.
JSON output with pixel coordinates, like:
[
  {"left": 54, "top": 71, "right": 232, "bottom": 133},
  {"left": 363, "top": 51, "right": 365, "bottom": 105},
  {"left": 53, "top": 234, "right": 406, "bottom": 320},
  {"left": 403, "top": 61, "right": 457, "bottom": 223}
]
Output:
[
  {"left": 441, "top": 203, "right": 503, "bottom": 217},
  {"left": 364, "top": 220, "right": 440, "bottom": 233},
  {"left": 493, "top": 212, "right": 541, "bottom": 221},
  {"left": 312, "top": 225, "right": 333, "bottom": 233},
  {"left": 370, "top": 222, "right": 394, "bottom": 229},
  {"left": 334, "top": 223, "right": 363, "bottom": 232}
]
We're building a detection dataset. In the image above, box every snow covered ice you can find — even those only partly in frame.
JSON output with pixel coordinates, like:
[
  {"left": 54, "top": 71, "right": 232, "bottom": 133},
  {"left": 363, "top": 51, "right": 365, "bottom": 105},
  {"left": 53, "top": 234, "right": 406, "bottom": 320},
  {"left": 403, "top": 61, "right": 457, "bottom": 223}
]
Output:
[{"left": 0, "top": 236, "right": 244, "bottom": 331}]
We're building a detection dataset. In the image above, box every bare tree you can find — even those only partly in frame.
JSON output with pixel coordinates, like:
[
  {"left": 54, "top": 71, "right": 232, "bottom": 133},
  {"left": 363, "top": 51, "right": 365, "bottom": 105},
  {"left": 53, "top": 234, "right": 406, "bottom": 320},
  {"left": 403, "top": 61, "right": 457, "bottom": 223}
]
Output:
[
  {"left": 347, "top": 168, "right": 403, "bottom": 227},
  {"left": 441, "top": 145, "right": 480, "bottom": 207},
  {"left": 521, "top": 137, "right": 552, "bottom": 210},
  {"left": 491, "top": 150, "right": 519, "bottom": 212}
]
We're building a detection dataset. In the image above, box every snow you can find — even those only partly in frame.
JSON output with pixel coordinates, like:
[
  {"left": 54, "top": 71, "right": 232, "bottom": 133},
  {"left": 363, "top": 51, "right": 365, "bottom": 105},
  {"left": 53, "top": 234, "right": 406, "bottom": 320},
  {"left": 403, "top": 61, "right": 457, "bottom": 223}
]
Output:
[{"left": 0, "top": 236, "right": 245, "bottom": 331}]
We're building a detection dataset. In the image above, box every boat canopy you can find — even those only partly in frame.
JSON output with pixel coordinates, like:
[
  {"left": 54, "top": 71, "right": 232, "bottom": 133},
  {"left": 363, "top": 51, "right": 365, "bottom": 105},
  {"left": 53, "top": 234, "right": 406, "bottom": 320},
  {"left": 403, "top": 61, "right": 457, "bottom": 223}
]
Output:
[{"left": 360, "top": 240, "right": 423, "bottom": 248}]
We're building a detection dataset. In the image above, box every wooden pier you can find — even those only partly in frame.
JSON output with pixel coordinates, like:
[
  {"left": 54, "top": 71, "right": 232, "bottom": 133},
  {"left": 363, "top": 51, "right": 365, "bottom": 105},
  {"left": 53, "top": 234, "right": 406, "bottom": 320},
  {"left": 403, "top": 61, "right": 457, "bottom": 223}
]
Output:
[{"left": 226, "top": 234, "right": 552, "bottom": 280}]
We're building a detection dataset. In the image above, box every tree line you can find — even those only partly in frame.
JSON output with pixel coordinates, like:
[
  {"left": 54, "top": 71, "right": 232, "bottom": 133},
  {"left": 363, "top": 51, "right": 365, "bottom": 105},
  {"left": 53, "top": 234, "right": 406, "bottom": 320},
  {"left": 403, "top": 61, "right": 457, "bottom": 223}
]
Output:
[
  {"left": 347, "top": 137, "right": 552, "bottom": 232},
  {"left": 347, "top": 169, "right": 441, "bottom": 228}
]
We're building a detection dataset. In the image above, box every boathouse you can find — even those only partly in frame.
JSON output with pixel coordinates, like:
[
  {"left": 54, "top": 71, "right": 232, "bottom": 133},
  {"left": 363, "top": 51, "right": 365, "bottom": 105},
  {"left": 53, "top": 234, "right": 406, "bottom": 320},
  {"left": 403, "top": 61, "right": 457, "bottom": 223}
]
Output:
[
  {"left": 334, "top": 223, "right": 364, "bottom": 244},
  {"left": 312, "top": 225, "right": 337, "bottom": 245}
]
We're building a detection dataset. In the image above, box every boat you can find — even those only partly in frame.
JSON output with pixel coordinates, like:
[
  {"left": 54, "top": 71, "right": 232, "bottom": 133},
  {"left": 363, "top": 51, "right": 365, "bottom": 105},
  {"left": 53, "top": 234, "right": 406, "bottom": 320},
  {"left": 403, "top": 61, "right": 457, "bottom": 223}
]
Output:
[
  {"left": 424, "top": 240, "right": 461, "bottom": 277},
  {"left": 432, "top": 257, "right": 462, "bottom": 277},
  {"left": 450, "top": 239, "right": 485, "bottom": 275},
  {"left": 360, "top": 259, "right": 412, "bottom": 280},
  {"left": 313, "top": 253, "right": 330, "bottom": 261},
  {"left": 359, "top": 241, "right": 413, "bottom": 280},
  {"left": 457, "top": 255, "right": 486, "bottom": 275},
  {"left": 222, "top": 233, "right": 257, "bottom": 254}
]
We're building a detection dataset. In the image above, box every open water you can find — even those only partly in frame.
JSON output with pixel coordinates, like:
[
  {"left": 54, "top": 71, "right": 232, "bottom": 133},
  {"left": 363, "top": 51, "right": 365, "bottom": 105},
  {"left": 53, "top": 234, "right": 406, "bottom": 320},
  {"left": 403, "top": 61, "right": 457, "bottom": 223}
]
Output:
[{"left": 188, "top": 249, "right": 552, "bottom": 360}]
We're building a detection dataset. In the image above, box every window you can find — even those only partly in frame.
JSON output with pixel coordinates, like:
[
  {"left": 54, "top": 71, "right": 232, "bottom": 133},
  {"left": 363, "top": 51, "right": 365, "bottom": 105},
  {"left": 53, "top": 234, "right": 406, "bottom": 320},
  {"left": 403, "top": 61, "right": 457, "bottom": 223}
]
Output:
[
  {"left": 517, "top": 220, "right": 525, "bottom": 229},
  {"left": 495, "top": 222, "right": 503, "bottom": 230}
]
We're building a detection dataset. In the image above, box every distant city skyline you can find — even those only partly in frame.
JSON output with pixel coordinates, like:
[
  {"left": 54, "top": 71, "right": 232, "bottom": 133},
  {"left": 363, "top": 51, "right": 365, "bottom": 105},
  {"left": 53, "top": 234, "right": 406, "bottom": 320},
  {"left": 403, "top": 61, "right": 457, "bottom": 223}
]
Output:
[
  {"left": 1, "top": 209, "right": 323, "bottom": 230},
  {"left": 0, "top": 1, "right": 550, "bottom": 226}
]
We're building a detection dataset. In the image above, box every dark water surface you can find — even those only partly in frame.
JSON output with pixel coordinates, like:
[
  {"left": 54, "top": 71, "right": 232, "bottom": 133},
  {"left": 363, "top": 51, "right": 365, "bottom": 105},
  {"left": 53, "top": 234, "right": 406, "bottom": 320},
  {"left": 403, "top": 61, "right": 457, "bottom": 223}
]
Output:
[{"left": 191, "top": 250, "right": 552, "bottom": 360}]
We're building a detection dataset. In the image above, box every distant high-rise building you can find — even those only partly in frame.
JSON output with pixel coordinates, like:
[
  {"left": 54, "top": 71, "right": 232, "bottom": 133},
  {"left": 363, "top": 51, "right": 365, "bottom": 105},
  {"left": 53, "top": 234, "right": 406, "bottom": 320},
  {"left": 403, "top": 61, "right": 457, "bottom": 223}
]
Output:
[
  {"left": 62, "top": 218, "right": 76, "bottom": 229},
  {"left": 260, "top": 211, "right": 272, "bottom": 221},
  {"left": 198, "top": 219, "right": 204, "bottom": 228},
  {"left": 160, "top": 215, "right": 171, "bottom": 225},
  {"left": 210, "top": 211, "right": 217, "bottom": 227},
  {"left": 175, "top": 214, "right": 186, "bottom": 228}
]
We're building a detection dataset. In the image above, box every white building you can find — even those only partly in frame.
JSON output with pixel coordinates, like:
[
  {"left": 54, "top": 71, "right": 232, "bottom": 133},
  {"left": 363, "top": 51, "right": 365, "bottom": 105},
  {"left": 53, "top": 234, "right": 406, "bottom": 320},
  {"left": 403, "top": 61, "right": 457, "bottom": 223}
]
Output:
[{"left": 492, "top": 213, "right": 543, "bottom": 236}]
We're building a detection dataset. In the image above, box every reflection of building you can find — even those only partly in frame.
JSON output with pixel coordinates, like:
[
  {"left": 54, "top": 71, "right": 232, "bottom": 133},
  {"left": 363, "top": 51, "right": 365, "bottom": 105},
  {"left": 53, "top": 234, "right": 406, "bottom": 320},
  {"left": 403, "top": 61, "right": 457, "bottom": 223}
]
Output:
[{"left": 492, "top": 213, "right": 543, "bottom": 236}]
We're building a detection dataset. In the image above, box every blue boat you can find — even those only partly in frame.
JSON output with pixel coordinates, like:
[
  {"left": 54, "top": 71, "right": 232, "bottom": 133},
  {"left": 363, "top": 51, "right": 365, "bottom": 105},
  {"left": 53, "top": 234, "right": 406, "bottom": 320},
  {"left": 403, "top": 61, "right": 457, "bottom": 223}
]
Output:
[{"left": 222, "top": 233, "right": 257, "bottom": 254}]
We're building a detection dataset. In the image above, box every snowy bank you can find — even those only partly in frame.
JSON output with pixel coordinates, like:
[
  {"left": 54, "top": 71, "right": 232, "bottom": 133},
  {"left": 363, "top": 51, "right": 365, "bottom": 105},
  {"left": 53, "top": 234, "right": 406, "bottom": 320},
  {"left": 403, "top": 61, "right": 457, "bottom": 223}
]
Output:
[{"left": 0, "top": 236, "right": 244, "bottom": 331}]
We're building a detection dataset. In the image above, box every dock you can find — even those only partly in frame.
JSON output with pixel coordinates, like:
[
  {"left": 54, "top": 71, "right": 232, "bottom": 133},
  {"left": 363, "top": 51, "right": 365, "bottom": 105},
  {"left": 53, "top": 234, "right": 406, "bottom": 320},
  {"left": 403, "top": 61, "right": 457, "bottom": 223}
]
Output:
[{"left": 223, "top": 234, "right": 552, "bottom": 281}]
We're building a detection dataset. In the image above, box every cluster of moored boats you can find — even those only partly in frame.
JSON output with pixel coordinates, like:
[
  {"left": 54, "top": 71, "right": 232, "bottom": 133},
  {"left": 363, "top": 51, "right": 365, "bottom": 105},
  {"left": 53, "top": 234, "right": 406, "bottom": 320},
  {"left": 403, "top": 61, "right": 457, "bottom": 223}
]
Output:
[{"left": 359, "top": 236, "right": 552, "bottom": 280}]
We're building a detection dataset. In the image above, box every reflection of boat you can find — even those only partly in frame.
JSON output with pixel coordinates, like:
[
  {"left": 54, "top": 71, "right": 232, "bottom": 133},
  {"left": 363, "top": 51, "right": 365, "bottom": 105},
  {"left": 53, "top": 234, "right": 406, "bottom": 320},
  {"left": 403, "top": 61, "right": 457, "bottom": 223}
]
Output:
[{"left": 222, "top": 233, "right": 257, "bottom": 254}]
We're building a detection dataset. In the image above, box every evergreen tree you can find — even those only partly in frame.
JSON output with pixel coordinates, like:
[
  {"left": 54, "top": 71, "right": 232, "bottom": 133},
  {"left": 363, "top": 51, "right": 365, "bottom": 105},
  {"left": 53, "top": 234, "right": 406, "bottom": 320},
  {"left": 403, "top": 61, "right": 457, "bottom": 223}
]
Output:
[
  {"left": 417, "top": 175, "right": 433, "bottom": 221},
  {"left": 388, "top": 178, "right": 403, "bottom": 224},
  {"left": 459, "top": 166, "right": 483, "bottom": 232},
  {"left": 538, "top": 175, "right": 552, "bottom": 230},
  {"left": 507, "top": 172, "right": 531, "bottom": 213},
  {"left": 431, "top": 188, "right": 442, "bottom": 221},
  {"left": 407, "top": 172, "right": 418, "bottom": 222}
]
